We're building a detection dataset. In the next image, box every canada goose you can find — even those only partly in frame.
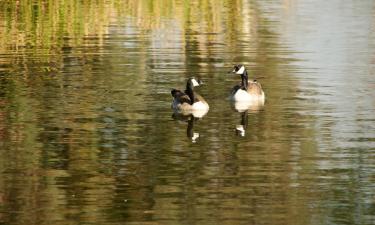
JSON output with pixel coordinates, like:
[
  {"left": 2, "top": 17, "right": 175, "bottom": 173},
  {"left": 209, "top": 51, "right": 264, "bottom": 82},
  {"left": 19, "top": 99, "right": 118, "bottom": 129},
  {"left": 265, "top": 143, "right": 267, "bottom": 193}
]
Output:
[
  {"left": 229, "top": 64, "right": 265, "bottom": 104},
  {"left": 171, "top": 77, "right": 209, "bottom": 115}
]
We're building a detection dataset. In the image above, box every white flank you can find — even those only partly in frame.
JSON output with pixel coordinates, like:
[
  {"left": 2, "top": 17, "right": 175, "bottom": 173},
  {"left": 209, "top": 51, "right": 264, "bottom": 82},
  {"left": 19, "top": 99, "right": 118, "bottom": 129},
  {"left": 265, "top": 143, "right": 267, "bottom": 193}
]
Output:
[
  {"left": 172, "top": 100, "right": 209, "bottom": 118},
  {"left": 191, "top": 108, "right": 209, "bottom": 118},
  {"left": 192, "top": 101, "right": 209, "bottom": 110}
]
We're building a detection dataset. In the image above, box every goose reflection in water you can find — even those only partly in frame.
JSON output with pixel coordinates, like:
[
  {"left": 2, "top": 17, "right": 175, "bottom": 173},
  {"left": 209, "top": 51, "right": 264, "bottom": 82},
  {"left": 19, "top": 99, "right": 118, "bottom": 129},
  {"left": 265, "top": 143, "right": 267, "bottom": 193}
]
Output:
[
  {"left": 172, "top": 113, "right": 204, "bottom": 143},
  {"left": 236, "top": 112, "right": 248, "bottom": 137},
  {"left": 233, "top": 100, "right": 264, "bottom": 137}
]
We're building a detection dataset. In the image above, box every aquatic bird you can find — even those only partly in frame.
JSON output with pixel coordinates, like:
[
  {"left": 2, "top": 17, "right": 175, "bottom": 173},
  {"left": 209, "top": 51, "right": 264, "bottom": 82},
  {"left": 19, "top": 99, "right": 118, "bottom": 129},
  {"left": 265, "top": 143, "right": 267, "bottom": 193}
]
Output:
[
  {"left": 171, "top": 77, "right": 209, "bottom": 115},
  {"left": 229, "top": 64, "right": 265, "bottom": 104}
]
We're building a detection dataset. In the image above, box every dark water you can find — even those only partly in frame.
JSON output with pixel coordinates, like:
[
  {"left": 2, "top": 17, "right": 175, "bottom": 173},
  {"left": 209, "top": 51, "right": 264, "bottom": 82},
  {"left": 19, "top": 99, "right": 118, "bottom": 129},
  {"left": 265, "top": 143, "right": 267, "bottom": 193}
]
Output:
[{"left": 0, "top": 1, "right": 374, "bottom": 225}]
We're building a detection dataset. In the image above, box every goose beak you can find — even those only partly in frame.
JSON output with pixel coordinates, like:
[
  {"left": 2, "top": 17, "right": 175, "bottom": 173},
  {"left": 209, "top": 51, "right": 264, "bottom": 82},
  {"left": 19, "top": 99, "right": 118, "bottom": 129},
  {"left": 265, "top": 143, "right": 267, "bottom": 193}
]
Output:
[{"left": 228, "top": 67, "right": 238, "bottom": 74}]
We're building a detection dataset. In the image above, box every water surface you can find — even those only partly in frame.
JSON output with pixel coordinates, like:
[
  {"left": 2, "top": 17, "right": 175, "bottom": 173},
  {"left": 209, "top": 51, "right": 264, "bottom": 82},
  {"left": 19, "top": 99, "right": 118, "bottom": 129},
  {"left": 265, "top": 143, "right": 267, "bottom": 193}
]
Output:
[{"left": 0, "top": 1, "right": 374, "bottom": 225}]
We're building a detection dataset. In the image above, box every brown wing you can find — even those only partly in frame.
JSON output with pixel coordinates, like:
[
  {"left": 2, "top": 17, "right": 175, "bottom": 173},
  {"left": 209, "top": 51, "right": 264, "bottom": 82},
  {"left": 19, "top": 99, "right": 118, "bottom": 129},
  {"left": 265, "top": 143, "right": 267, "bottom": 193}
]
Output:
[
  {"left": 171, "top": 89, "right": 191, "bottom": 104},
  {"left": 193, "top": 92, "right": 207, "bottom": 104},
  {"left": 247, "top": 81, "right": 263, "bottom": 95}
]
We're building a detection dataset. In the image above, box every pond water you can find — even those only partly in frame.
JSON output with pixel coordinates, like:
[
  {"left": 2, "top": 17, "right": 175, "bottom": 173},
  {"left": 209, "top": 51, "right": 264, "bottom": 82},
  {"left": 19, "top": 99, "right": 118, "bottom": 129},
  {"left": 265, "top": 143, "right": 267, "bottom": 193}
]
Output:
[{"left": 0, "top": 1, "right": 374, "bottom": 225}]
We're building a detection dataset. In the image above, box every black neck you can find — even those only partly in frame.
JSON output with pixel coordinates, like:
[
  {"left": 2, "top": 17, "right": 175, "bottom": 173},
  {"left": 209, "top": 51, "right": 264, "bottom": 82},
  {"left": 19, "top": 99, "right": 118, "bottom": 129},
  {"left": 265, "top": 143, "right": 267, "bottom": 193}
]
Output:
[
  {"left": 241, "top": 70, "right": 248, "bottom": 90},
  {"left": 185, "top": 83, "right": 195, "bottom": 105}
]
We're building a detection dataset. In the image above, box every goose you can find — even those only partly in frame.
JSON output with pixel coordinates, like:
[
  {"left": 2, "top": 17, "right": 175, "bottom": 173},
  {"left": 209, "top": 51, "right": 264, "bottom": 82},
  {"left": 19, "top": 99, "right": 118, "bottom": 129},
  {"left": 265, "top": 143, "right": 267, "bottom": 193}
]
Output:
[
  {"left": 171, "top": 77, "right": 209, "bottom": 115},
  {"left": 229, "top": 64, "right": 265, "bottom": 104}
]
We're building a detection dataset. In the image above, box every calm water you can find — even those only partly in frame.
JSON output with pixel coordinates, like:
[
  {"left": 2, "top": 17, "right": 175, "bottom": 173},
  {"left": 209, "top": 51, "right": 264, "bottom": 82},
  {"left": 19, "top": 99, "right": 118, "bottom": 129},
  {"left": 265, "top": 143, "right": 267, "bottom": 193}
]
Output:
[{"left": 0, "top": 1, "right": 374, "bottom": 225}]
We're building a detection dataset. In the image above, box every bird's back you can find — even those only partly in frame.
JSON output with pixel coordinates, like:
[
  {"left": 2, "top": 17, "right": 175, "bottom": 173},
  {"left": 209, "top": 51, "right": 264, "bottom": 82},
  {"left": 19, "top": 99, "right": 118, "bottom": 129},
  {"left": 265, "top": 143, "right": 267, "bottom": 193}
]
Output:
[
  {"left": 246, "top": 81, "right": 263, "bottom": 95},
  {"left": 171, "top": 89, "right": 191, "bottom": 104}
]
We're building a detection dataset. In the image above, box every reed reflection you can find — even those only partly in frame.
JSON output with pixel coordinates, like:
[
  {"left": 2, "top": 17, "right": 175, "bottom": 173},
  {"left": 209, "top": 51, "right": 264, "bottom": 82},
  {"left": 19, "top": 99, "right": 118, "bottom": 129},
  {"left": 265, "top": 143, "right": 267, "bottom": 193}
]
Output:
[{"left": 0, "top": 0, "right": 372, "bottom": 224}]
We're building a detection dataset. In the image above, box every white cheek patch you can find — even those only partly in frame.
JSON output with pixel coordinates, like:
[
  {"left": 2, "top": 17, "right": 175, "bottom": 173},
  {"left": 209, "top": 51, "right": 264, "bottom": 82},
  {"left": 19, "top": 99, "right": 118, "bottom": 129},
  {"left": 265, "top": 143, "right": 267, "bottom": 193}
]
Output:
[
  {"left": 191, "top": 78, "right": 200, "bottom": 87},
  {"left": 236, "top": 66, "right": 245, "bottom": 74}
]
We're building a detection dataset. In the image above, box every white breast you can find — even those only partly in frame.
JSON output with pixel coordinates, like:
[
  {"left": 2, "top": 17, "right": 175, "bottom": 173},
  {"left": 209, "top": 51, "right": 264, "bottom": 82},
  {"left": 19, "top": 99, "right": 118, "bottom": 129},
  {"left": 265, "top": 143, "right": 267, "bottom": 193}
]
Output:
[
  {"left": 233, "top": 89, "right": 265, "bottom": 103},
  {"left": 233, "top": 89, "right": 251, "bottom": 101}
]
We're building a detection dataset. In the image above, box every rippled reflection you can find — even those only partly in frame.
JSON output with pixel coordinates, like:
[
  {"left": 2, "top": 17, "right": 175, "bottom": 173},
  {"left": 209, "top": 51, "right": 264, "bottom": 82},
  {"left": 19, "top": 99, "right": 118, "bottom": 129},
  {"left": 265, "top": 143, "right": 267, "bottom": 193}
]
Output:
[
  {"left": 0, "top": 0, "right": 374, "bottom": 225},
  {"left": 172, "top": 113, "right": 203, "bottom": 143},
  {"left": 235, "top": 112, "right": 248, "bottom": 137}
]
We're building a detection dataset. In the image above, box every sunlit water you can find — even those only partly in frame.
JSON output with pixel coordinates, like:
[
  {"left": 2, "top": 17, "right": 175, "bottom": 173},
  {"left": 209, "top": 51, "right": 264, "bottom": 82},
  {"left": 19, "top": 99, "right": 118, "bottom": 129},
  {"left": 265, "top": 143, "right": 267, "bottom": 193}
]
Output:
[{"left": 0, "top": 1, "right": 374, "bottom": 225}]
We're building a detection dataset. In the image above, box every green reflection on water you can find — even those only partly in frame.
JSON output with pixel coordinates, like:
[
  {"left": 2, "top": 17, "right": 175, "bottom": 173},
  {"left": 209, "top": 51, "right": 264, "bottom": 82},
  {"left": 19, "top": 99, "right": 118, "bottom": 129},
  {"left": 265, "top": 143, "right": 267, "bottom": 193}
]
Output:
[{"left": 0, "top": 1, "right": 373, "bottom": 225}]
